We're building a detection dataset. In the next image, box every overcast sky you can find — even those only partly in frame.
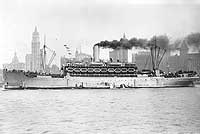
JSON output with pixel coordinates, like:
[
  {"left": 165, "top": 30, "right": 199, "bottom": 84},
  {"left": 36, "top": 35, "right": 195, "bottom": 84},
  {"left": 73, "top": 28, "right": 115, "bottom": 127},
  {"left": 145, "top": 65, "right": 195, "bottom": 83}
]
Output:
[{"left": 0, "top": 0, "right": 200, "bottom": 68}]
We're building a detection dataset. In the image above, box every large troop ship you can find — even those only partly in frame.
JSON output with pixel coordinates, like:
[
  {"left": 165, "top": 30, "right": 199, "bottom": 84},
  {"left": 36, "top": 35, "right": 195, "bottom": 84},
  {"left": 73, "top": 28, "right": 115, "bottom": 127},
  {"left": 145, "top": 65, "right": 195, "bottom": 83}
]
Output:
[
  {"left": 2, "top": 62, "right": 198, "bottom": 89},
  {"left": 2, "top": 36, "right": 199, "bottom": 89}
]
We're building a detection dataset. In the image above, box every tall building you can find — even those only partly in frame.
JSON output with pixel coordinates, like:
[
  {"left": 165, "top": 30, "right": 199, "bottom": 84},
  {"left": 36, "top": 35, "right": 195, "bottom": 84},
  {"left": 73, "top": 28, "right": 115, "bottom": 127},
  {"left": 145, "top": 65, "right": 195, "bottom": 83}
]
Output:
[
  {"left": 132, "top": 53, "right": 136, "bottom": 63},
  {"left": 109, "top": 34, "right": 129, "bottom": 63},
  {"left": 25, "top": 54, "right": 32, "bottom": 71},
  {"left": 0, "top": 69, "right": 3, "bottom": 83},
  {"left": 159, "top": 40, "right": 200, "bottom": 74},
  {"left": 93, "top": 45, "right": 100, "bottom": 62},
  {"left": 40, "top": 48, "right": 44, "bottom": 72},
  {"left": 3, "top": 52, "right": 25, "bottom": 70},
  {"left": 109, "top": 48, "right": 129, "bottom": 63},
  {"left": 187, "top": 53, "right": 200, "bottom": 73},
  {"left": 31, "top": 26, "right": 41, "bottom": 72},
  {"left": 134, "top": 51, "right": 152, "bottom": 70}
]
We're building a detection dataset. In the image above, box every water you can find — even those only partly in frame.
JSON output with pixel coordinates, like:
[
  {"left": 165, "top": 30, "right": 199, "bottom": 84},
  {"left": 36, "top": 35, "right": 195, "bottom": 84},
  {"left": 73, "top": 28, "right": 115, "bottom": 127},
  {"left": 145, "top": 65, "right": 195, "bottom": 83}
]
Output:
[{"left": 0, "top": 87, "right": 200, "bottom": 134}]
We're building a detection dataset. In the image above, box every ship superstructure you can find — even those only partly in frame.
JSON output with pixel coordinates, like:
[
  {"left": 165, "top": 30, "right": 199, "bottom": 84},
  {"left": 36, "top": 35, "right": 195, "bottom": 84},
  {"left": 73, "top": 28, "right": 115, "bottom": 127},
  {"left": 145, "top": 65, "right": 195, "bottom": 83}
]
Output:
[{"left": 62, "top": 62, "right": 138, "bottom": 77}]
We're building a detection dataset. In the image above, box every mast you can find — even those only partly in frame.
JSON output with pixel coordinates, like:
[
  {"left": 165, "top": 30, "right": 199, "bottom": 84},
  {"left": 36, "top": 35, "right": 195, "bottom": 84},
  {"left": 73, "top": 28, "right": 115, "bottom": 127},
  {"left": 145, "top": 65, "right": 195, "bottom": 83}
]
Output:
[
  {"left": 144, "top": 55, "right": 149, "bottom": 69},
  {"left": 154, "top": 36, "right": 157, "bottom": 70},
  {"left": 157, "top": 49, "right": 166, "bottom": 68},
  {"left": 156, "top": 46, "right": 160, "bottom": 68},
  {"left": 43, "top": 35, "right": 46, "bottom": 72},
  {"left": 150, "top": 44, "right": 155, "bottom": 72}
]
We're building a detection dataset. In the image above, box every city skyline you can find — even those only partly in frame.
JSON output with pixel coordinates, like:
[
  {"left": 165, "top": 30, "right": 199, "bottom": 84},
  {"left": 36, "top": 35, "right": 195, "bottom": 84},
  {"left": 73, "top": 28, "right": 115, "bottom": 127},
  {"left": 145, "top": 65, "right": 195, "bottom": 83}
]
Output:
[{"left": 1, "top": 0, "right": 200, "bottom": 68}]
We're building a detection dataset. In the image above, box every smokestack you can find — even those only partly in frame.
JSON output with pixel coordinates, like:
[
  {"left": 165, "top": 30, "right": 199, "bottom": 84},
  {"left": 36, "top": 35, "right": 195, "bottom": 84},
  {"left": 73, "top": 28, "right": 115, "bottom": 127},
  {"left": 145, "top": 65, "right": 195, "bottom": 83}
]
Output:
[{"left": 93, "top": 45, "right": 100, "bottom": 62}]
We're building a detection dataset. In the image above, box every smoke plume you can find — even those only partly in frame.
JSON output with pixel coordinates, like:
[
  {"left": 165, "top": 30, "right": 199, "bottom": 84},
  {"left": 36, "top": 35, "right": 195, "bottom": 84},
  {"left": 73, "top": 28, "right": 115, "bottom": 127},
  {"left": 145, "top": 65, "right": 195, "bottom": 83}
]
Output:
[
  {"left": 95, "top": 35, "right": 169, "bottom": 50},
  {"left": 170, "top": 39, "right": 182, "bottom": 50},
  {"left": 186, "top": 33, "right": 200, "bottom": 53},
  {"left": 148, "top": 35, "right": 169, "bottom": 49},
  {"left": 186, "top": 33, "right": 200, "bottom": 47}
]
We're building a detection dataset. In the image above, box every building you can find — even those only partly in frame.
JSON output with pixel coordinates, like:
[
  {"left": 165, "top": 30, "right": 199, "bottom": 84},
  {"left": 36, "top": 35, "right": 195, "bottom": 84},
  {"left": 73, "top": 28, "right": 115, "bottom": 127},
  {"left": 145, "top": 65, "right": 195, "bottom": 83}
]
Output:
[
  {"left": 31, "top": 26, "right": 41, "bottom": 72},
  {"left": 40, "top": 48, "right": 45, "bottom": 72},
  {"left": 75, "top": 49, "right": 92, "bottom": 63},
  {"left": 187, "top": 53, "right": 200, "bottom": 73},
  {"left": 0, "top": 69, "right": 3, "bottom": 83},
  {"left": 25, "top": 54, "right": 32, "bottom": 71},
  {"left": 159, "top": 40, "right": 200, "bottom": 74},
  {"left": 93, "top": 45, "right": 100, "bottom": 62},
  {"left": 50, "top": 64, "right": 60, "bottom": 74},
  {"left": 167, "top": 40, "right": 200, "bottom": 74},
  {"left": 60, "top": 50, "right": 92, "bottom": 68},
  {"left": 134, "top": 51, "right": 152, "bottom": 71},
  {"left": 164, "top": 55, "right": 181, "bottom": 73},
  {"left": 3, "top": 52, "right": 25, "bottom": 70},
  {"left": 109, "top": 48, "right": 129, "bottom": 63},
  {"left": 60, "top": 56, "right": 75, "bottom": 67},
  {"left": 132, "top": 53, "right": 136, "bottom": 63},
  {"left": 109, "top": 34, "right": 130, "bottom": 63}
]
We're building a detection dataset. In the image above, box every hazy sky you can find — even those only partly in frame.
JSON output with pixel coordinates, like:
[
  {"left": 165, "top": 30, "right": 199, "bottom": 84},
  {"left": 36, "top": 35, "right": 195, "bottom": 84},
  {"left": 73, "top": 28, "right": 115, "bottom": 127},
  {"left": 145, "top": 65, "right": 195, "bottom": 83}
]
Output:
[{"left": 0, "top": 0, "right": 200, "bottom": 68}]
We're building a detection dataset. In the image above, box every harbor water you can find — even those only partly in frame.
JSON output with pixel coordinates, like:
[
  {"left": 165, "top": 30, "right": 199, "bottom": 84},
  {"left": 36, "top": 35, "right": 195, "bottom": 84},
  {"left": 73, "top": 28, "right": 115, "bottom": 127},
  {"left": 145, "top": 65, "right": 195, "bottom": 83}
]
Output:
[{"left": 0, "top": 87, "right": 200, "bottom": 133}]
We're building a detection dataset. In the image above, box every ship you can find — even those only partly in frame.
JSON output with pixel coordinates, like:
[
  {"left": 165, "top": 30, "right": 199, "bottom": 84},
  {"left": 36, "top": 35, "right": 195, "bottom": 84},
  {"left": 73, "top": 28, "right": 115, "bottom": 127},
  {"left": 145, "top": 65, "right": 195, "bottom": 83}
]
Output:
[{"left": 2, "top": 36, "right": 199, "bottom": 89}]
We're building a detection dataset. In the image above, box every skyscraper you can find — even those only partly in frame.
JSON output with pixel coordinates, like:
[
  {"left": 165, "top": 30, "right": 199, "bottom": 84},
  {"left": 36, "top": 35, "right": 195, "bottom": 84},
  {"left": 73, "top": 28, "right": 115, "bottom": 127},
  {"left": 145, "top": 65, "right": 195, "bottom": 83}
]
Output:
[
  {"left": 109, "top": 34, "right": 129, "bottom": 63},
  {"left": 25, "top": 54, "right": 32, "bottom": 71},
  {"left": 109, "top": 48, "right": 129, "bottom": 63},
  {"left": 31, "top": 26, "right": 40, "bottom": 72}
]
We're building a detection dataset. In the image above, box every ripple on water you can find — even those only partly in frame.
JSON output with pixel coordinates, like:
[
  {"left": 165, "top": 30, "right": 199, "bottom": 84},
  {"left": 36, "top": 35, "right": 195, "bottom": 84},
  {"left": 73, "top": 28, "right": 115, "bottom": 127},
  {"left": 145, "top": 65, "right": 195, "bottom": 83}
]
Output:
[{"left": 0, "top": 88, "right": 200, "bottom": 133}]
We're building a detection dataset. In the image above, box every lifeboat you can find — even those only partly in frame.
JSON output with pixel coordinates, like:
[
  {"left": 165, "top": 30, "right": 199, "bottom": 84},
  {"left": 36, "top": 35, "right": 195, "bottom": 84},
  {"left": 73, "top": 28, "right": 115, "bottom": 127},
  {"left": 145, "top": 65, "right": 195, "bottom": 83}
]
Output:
[
  {"left": 67, "top": 67, "right": 74, "bottom": 72},
  {"left": 121, "top": 68, "right": 128, "bottom": 73},
  {"left": 94, "top": 68, "right": 101, "bottom": 73},
  {"left": 80, "top": 68, "right": 88, "bottom": 73},
  {"left": 128, "top": 68, "right": 135, "bottom": 73},
  {"left": 88, "top": 68, "right": 94, "bottom": 73},
  {"left": 101, "top": 68, "right": 107, "bottom": 73},
  {"left": 114, "top": 68, "right": 121, "bottom": 73},
  {"left": 108, "top": 68, "right": 115, "bottom": 73},
  {"left": 74, "top": 68, "right": 81, "bottom": 73}
]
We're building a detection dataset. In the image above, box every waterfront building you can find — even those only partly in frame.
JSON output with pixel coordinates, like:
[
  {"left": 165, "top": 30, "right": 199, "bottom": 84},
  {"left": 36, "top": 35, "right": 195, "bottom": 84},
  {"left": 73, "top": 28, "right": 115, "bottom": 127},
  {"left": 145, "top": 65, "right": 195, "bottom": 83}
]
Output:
[
  {"left": 165, "top": 55, "right": 181, "bottom": 73},
  {"left": 40, "top": 48, "right": 45, "bottom": 72},
  {"left": 25, "top": 54, "right": 32, "bottom": 71},
  {"left": 93, "top": 45, "right": 100, "bottom": 62},
  {"left": 60, "top": 56, "right": 75, "bottom": 67},
  {"left": 109, "top": 48, "right": 129, "bottom": 63},
  {"left": 75, "top": 49, "right": 92, "bottom": 63},
  {"left": 109, "top": 34, "right": 130, "bottom": 63},
  {"left": 31, "top": 26, "right": 41, "bottom": 72},
  {"left": 0, "top": 69, "right": 3, "bottom": 82},
  {"left": 160, "top": 40, "right": 200, "bottom": 74},
  {"left": 50, "top": 64, "right": 60, "bottom": 74},
  {"left": 187, "top": 53, "right": 200, "bottom": 73},
  {"left": 134, "top": 51, "right": 152, "bottom": 71},
  {"left": 109, "top": 48, "right": 128, "bottom": 63},
  {"left": 132, "top": 53, "right": 136, "bottom": 63},
  {"left": 3, "top": 52, "right": 25, "bottom": 70}
]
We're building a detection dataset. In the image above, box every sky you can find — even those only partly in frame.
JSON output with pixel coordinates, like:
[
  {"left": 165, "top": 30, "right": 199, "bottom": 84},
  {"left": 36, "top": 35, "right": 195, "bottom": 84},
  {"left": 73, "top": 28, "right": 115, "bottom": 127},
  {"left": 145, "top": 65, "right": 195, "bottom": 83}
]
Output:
[{"left": 0, "top": 0, "right": 200, "bottom": 68}]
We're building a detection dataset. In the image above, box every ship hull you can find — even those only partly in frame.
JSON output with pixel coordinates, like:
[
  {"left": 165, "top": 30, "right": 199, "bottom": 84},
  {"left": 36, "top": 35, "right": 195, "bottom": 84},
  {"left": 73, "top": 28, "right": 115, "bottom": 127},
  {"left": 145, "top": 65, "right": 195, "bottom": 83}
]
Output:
[{"left": 3, "top": 70, "right": 198, "bottom": 89}]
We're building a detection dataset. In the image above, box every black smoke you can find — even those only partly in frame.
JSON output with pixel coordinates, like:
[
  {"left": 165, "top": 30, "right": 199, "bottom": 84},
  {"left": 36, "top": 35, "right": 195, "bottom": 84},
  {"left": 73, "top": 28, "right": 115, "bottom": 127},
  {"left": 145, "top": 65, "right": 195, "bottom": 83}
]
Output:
[
  {"left": 94, "top": 35, "right": 169, "bottom": 50},
  {"left": 94, "top": 37, "right": 148, "bottom": 49},
  {"left": 186, "top": 33, "right": 200, "bottom": 47},
  {"left": 148, "top": 35, "right": 169, "bottom": 49},
  {"left": 168, "top": 33, "right": 200, "bottom": 52}
]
